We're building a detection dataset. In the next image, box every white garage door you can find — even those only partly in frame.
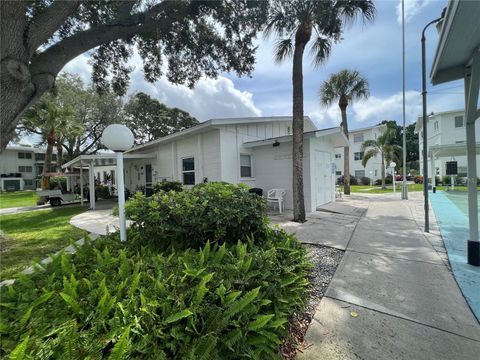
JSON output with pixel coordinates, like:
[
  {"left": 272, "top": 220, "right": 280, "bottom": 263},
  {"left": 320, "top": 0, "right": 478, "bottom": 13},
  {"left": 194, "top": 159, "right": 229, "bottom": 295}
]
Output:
[{"left": 314, "top": 150, "right": 333, "bottom": 207}]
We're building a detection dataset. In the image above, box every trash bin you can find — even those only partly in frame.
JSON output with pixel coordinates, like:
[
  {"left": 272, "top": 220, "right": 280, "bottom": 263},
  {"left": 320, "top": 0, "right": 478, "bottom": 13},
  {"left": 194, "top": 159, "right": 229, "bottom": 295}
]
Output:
[{"left": 249, "top": 188, "right": 263, "bottom": 197}]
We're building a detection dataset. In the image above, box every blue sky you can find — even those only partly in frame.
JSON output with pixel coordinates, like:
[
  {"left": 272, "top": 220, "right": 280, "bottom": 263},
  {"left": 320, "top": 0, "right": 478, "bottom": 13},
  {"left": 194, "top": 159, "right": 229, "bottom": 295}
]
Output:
[{"left": 61, "top": 0, "right": 465, "bottom": 133}]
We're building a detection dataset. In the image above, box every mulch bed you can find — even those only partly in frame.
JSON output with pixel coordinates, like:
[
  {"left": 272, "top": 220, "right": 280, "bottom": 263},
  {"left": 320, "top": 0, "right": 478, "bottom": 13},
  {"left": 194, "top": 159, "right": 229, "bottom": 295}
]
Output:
[{"left": 279, "top": 244, "right": 344, "bottom": 359}]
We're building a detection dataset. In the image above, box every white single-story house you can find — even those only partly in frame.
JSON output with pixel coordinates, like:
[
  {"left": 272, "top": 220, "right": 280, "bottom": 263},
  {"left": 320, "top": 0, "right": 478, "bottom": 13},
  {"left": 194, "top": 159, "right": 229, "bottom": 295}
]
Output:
[{"left": 121, "top": 116, "right": 348, "bottom": 212}]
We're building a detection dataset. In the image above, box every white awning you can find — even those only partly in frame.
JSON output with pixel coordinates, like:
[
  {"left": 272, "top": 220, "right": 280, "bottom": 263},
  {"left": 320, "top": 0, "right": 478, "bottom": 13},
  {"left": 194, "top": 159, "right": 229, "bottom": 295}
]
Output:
[
  {"left": 62, "top": 153, "right": 156, "bottom": 169},
  {"left": 429, "top": 142, "right": 480, "bottom": 158}
]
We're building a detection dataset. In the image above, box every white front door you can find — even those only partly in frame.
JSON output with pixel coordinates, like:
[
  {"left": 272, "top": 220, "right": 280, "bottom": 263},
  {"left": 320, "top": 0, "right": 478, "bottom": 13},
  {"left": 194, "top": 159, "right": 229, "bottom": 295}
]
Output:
[{"left": 315, "top": 151, "right": 333, "bottom": 207}]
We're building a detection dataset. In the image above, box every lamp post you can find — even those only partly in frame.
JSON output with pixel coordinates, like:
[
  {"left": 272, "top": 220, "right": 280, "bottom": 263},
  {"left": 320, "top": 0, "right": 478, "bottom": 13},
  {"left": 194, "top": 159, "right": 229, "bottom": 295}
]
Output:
[
  {"left": 421, "top": 9, "right": 445, "bottom": 233},
  {"left": 390, "top": 162, "right": 396, "bottom": 193},
  {"left": 101, "top": 124, "right": 134, "bottom": 242}
]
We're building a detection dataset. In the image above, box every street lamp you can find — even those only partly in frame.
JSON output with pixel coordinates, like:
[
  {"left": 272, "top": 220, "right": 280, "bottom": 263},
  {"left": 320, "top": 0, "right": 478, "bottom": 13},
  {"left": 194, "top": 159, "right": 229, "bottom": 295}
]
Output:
[
  {"left": 390, "top": 162, "right": 396, "bottom": 193},
  {"left": 101, "top": 124, "right": 134, "bottom": 241},
  {"left": 421, "top": 8, "right": 446, "bottom": 232}
]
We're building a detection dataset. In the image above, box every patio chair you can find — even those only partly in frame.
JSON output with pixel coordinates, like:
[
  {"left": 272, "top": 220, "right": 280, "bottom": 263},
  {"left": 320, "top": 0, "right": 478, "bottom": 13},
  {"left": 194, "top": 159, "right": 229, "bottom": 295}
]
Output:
[
  {"left": 267, "top": 189, "right": 286, "bottom": 213},
  {"left": 335, "top": 185, "right": 342, "bottom": 199}
]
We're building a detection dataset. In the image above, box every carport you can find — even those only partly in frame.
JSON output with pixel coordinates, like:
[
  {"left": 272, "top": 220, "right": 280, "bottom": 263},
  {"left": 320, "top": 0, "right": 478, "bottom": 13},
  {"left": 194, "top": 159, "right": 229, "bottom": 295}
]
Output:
[
  {"left": 62, "top": 153, "right": 156, "bottom": 210},
  {"left": 430, "top": 0, "right": 480, "bottom": 265}
]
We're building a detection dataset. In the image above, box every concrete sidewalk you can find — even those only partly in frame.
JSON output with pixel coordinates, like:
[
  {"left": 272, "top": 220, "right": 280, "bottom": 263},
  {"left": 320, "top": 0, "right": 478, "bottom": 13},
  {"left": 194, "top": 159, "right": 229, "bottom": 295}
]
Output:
[{"left": 298, "top": 194, "right": 480, "bottom": 360}]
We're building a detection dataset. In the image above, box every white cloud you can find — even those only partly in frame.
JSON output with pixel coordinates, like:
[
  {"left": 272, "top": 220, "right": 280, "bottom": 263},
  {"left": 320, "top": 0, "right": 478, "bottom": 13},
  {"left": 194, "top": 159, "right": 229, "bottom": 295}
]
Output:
[
  {"left": 60, "top": 52, "right": 262, "bottom": 122},
  {"left": 396, "top": 0, "right": 434, "bottom": 24}
]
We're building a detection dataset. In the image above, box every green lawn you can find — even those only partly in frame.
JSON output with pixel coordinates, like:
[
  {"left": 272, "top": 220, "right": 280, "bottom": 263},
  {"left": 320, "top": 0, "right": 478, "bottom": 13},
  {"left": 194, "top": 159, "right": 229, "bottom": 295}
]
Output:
[
  {"left": 0, "top": 190, "right": 39, "bottom": 209},
  {"left": 0, "top": 206, "right": 88, "bottom": 280}
]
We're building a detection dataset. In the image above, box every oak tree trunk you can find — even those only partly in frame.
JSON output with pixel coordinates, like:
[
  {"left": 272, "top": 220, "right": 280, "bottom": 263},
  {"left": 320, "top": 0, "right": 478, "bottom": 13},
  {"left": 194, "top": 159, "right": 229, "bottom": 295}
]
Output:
[
  {"left": 339, "top": 96, "right": 350, "bottom": 194},
  {"left": 291, "top": 23, "right": 311, "bottom": 223}
]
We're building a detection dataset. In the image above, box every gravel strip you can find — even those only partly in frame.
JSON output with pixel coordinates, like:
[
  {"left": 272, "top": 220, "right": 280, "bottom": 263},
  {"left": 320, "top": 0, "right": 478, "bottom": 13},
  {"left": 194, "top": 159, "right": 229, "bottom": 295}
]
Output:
[{"left": 280, "top": 244, "right": 344, "bottom": 359}]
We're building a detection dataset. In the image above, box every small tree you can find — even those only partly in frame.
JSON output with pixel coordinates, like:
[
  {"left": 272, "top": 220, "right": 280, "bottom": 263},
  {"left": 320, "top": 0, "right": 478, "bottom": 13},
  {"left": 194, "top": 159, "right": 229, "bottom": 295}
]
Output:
[
  {"left": 319, "top": 69, "right": 370, "bottom": 195},
  {"left": 21, "top": 99, "right": 76, "bottom": 189},
  {"left": 361, "top": 128, "right": 401, "bottom": 189}
]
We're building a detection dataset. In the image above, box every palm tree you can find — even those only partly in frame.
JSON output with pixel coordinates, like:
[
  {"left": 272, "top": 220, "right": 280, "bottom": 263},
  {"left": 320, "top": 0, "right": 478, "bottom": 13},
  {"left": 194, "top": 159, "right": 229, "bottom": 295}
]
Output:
[
  {"left": 265, "top": 0, "right": 375, "bottom": 221},
  {"left": 22, "top": 99, "right": 75, "bottom": 189},
  {"left": 319, "top": 69, "right": 370, "bottom": 195},
  {"left": 361, "top": 128, "right": 402, "bottom": 189}
]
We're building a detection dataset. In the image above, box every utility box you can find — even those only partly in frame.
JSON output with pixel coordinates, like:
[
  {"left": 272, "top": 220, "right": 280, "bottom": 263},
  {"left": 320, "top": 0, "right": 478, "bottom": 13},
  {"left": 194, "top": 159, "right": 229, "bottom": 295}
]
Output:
[{"left": 446, "top": 161, "right": 458, "bottom": 175}]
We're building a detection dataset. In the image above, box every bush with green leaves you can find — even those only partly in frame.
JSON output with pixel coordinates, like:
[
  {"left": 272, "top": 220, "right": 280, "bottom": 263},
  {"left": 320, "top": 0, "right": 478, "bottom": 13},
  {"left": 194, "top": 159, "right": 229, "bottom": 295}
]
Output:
[
  {"left": 95, "top": 185, "right": 111, "bottom": 199},
  {"left": 152, "top": 180, "right": 183, "bottom": 193},
  {"left": 360, "top": 176, "right": 371, "bottom": 186},
  {"left": 48, "top": 177, "right": 67, "bottom": 190},
  {"left": 1, "top": 228, "right": 310, "bottom": 359},
  {"left": 126, "top": 182, "right": 268, "bottom": 250}
]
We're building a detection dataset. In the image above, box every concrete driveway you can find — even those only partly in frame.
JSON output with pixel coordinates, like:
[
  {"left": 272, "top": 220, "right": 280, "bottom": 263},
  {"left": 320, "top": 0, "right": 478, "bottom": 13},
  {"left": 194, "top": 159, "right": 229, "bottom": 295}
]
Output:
[{"left": 297, "top": 194, "right": 480, "bottom": 360}]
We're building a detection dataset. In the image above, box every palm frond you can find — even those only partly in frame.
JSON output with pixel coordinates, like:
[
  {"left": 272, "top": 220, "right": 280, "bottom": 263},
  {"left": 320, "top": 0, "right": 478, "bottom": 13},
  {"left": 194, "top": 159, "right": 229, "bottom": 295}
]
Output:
[
  {"left": 360, "top": 139, "right": 378, "bottom": 152},
  {"left": 337, "top": 0, "right": 376, "bottom": 27},
  {"left": 273, "top": 38, "right": 293, "bottom": 63},
  {"left": 362, "top": 149, "right": 377, "bottom": 168},
  {"left": 310, "top": 34, "right": 331, "bottom": 68}
]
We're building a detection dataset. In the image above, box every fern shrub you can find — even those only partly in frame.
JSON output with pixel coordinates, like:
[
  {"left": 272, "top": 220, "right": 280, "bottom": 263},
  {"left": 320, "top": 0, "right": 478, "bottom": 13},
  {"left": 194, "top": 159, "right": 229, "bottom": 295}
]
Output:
[
  {"left": 126, "top": 182, "right": 268, "bottom": 250},
  {"left": 1, "top": 229, "right": 310, "bottom": 359}
]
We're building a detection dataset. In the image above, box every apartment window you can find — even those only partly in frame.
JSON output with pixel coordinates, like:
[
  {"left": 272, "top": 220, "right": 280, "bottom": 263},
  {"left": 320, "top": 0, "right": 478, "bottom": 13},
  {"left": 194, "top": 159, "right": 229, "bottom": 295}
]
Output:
[
  {"left": 335, "top": 153, "right": 341, "bottom": 159},
  {"left": 454, "top": 116, "right": 464, "bottom": 128},
  {"left": 240, "top": 154, "right": 252, "bottom": 178},
  {"left": 18, "top": 152, "right": 32, "bottom": 159},
  {"left": 375, "top": 169, "right": 378, "bottom": 176},
  {"left": 52, "top": 154, "right": 57, "bottom": 161},
  {"left": 35, "top": 153, "right": 45, "bottom": 161},
  {"left": 24, "top": 179, "right": 34, "bottom": 186},
  {"left": 182, "top": 157, "right": 195, "bottom": 185},
  {"left": 434, "top": 121, "right": 439, "bottom": 131},
  {"left": 353, "top": 134, "right": 364, "bottom": 143},
  {"left": 354, "top": 152, "right": 364, "bottom": 161},
  {"left": 355, "top": 170, "right": 365, "bottom": 178},
  {"left": 18, "top": 166, "right": 33, "bottom": 173},
  {"left": 335, "top": 171, "right": 342, "bottom": 176},
  {"left": 287, "top": 126, "right": 291, "bottom": 135},
  {"left": 110, "top": 170, "right": 116, "bottom": 185}
]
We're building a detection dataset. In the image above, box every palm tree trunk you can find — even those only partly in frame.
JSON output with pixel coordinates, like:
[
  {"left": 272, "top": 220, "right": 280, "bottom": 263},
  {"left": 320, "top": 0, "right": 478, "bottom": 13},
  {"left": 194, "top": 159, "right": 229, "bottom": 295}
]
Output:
[
  {"left": 291, "top": 25, "right": 311, "bottom": 222},
  {"left": 42, "top": 132, "right": 56, "bottom": 190},
  {"left": 381, "top": 152, "right": 386, "bottom": 189},
  {"left": 56, "top": 142, "right": 63, "bottom": 172},
  {"left": 339, "top": 96, "right": 350, "bottom": 194}
]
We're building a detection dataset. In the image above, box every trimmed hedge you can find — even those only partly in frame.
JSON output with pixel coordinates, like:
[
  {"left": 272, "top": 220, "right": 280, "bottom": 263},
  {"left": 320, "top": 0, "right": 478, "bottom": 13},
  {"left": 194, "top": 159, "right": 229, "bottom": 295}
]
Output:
[
  {"left": 153, "top": 180, "right": 183, "bottom": 193},
  {"left": 126, "top": 182, "right": 268, "bottom": 250}
]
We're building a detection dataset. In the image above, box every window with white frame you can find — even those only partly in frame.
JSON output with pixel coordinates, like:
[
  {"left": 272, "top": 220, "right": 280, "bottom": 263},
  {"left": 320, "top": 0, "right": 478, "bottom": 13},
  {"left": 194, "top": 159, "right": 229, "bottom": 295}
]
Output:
[
  {"left": 355, "top": 170, "right": 365, "bottom": 178},
  {"left": 353, "top": 134, "right": 364, "bottom": 143},
  {"left": 335, "top": 153, "right": 341, "bottom": 159},
  {"left": 454, "top": 116, "right": 464, "bottom": 128},
  {"left": 335, "top": 171, "right": 342, "bottom": 175},
  {"left": 182, "top": 157, "right": 195, "bottom": 185},
  {"left": 240, "top": 154, "right": 252, "bottom": 178},
  {"left": 354, "top": 152, "right": 364, "bottom": 161},
  {"left": 110, "top": 170, "right": 116, "bottom": 185},
  {"left": 434, "top": 121, "right": 439, "bottom": 131},
  {"left": 18, "top": 152, "right": 32, "bottom": 159},
  {"left": 18, "top": 166, "right": 32, "bottom": 173}
]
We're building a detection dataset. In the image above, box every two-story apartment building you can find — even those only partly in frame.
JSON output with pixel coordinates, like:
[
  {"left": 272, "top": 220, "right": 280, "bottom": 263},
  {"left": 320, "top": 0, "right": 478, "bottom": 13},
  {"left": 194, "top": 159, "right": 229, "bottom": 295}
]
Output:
[
  {"left": 0, "top": 146, "right": 58, "bottom": 191},
  {"left": 415, "top": 109, "right": 480, "bottom": 179},
  {"left": 333, "top": 124, "right": 388, "bottom": 182}
]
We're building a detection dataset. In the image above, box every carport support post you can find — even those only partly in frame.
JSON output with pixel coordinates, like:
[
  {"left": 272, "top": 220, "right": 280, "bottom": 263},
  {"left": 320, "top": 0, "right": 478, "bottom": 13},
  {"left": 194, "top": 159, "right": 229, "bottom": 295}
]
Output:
[
  {"left": 80, "top": 162, "right": 84, "bottom": 207},
  {"left": 89, "top": 162, "right": 95, "bottom": 210},
  {"left": 464, "top": 50, "right": 480, "bottom": 266}
]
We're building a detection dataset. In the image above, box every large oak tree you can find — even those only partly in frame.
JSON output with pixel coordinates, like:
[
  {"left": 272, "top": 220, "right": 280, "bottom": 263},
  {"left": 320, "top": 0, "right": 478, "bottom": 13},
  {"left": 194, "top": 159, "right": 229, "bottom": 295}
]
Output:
[{"left": 0, "top": 0, "right": 267, "bottom": 150}]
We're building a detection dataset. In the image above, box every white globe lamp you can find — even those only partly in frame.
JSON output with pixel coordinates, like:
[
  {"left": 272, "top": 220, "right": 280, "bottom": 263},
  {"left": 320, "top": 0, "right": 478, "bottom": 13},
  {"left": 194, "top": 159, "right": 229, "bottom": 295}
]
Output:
[{"left": 101, "top": 124, "right": 134, "bottom": 241}]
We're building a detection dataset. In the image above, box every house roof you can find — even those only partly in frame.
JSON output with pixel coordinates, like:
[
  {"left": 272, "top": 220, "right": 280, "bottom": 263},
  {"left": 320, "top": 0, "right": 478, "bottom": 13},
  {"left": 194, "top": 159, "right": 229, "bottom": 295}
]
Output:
[
  {"left": 242, "top": 127, "right": 348, "bottom": 148},
  {"left": 127, "top": 116, "right": 316, "bottom": 153},
  {"left": 430, "top": 0, "right": 480, "bottom": 85},
  {"left": 5, "top": 145, "right": 57, "bottom": 154},
  {"left": 348, "top": 124, "right": 387, "bottom": 134}
]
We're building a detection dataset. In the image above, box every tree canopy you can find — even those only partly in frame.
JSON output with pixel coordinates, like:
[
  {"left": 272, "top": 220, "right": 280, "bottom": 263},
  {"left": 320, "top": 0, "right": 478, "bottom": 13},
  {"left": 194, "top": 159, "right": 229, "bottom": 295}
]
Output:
[
  {"left": 1, "top": 0, "right": 268, "bottom": 150},
  {"left": 124, "top": 92, "right": 199, "bottom": 145}
]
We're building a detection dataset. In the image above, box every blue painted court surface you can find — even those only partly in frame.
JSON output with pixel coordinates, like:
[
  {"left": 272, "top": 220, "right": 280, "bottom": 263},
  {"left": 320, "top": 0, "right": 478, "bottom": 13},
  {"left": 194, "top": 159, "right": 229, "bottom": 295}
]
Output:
[{"left": 430, "top": 191, "right": 480, "bottom": 321}]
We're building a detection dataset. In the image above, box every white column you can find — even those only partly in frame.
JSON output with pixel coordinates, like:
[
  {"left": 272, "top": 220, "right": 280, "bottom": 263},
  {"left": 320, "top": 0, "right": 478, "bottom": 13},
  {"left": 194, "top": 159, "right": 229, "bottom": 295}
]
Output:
[
  {"left": 464, "top": 50, "right": 480, "bottom": 265},
  {"left": 116, "top": 152, "right": 127, "bottom": 242},
  {"left": 80, "top": 162, "right": 84, "bottom": 206},
  {"left": 430, "top": 152, "right": 436, "bottom": 189},
  {"left": 89, "top": 162, "right": 95, "bottom": 210}
]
